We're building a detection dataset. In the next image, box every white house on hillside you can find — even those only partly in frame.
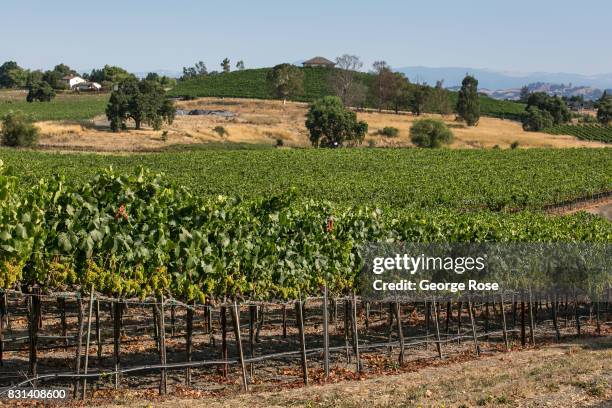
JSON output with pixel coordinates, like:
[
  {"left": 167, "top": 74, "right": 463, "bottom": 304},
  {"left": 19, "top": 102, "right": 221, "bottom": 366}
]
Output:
[{"left": 62, "top": 75, "right": 87, "bottom": 89}]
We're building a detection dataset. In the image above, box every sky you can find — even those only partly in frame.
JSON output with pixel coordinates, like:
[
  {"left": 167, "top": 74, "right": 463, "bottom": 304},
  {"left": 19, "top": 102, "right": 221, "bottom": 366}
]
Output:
[{"left": 1, "top": 0, "right": 611, "bottom": 75}]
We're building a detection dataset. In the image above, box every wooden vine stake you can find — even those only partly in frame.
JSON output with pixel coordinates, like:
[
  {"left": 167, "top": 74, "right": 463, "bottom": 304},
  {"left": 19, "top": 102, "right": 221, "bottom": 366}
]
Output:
[
  {"left": 295, "top": 299, "right": 308, "bottom": 386},
  {"left": 500, "top": 293, "right": 509, "bottom": 351},
  {"left": 29, "top": 287, "right": 42, "bottom": 387},
  {"left": 323, "top": 286, "right": 330, "bottom": 379},
  {"left": 249, "top": 304, "right": 256, "bottom": 378},
  {"left": 395, "top": 301, "right": 405, "bottom": 365},
  {"left": 95, "top": 298, "right": 102, "bottom": 361},
  {"left": 185, "top": 304, "right": 194, "bottom": 385},
  {"left": 113, "top": 300, "right": 122, "bottom": 389},
  {"left": 231, "top": 301, "right": 249, "bottom": 392},
  {"left": 467, "top": 295, "right": 480, "bottom": 357},
  {"left": 58, "top": 297, "right": 67, "bottom": 348},
  {"left": 158, "top": 295, "right": 167, "bottom": 395},
  {"left": 82, "top": 285, "right": 95, "bottom": 399},
  {"left": 352, "top": 292, "right": 360, "bottom": 374},
  {"left": 73, "top": 294, "right": 84, "bottom": 398},
  {"left": 220, "top": 305, "right": 228, "bottom": 377},
  {"left": 431, "top": 297, "right": 443, "bottom": 359}
]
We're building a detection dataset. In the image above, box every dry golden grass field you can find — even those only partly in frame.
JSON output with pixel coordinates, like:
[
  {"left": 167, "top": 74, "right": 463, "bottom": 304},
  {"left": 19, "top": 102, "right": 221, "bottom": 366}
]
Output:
[{"left": 34, "top": 98, "right": 609, "bottom": 152}]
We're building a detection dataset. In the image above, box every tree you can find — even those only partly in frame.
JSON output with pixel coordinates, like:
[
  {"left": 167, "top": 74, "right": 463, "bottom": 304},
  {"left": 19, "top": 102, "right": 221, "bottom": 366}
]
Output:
[
  {"left": 305, "top": 96, "right": 368, "bottom": 147},
  {"left": 89, "top": 65, "right": 135, "bottom": 86},
  {"left": 410, "top": 118, "right": 453, "bottom": 148},
  {"left": 236, "top": 60, "right": 245, "bottom": 71},
  {"left": 370, "top": 61, "right": 395, "bottom": 111},
  {"left": 519, "top": 86, "right": 530, "bottom": 103},
  {"left": 26, "top": 81, "right": 56, "bottom": 102},
  {"left": 522, "top": 106, "right": 554, "bottom": 131},
  {"left": 0, "top": 61, "right": 27, "bottom": 88},
  {"left": 1, "top": 111, "right": 39, "bottom": 147},
  {"left": 526, "top": 93, "right": 570, "bottom": 125},
  {"left": 105, "top": 78, "right": 175, "bottom": 132},
  {"left": 428, "top": 80, "right": 451, "bottom": 116},
  {"left": 597, "top": 98, "right": 612, "bottom": 125},
  {"left": 221, "top": 58, "right": 231, "bottom": 73},
  {"left": 456, "top": 75, "right": 480, "bottom": 126},
  {"left": 410, "top": 83, "right": 431, "bottom": 116},
  {"left": 181, "top": 61, "right": 207, "bottom": 80},
  {"left": 267, "top": 63, "right": 304, "bottom": 105},
  {"left": 390, "top": 73, "right": 411, "bottom": 113},
  {"left": 146, "top": 73, "right": 177, "bottom": 88},
  {"left": 329, "top": 54, "right": 367, "bottom": 107}
]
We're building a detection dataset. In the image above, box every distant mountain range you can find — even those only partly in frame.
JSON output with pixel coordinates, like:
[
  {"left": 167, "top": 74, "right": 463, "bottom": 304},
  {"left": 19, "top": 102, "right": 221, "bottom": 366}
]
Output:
[{"left": 397, "top": 66, "right": 612, "bottom": 100}]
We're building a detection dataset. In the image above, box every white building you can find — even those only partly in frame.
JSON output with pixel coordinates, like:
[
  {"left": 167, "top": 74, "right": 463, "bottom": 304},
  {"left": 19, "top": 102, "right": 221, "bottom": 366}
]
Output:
[{"left": 62, "top": 75, "right": 87, "bottom": 89}]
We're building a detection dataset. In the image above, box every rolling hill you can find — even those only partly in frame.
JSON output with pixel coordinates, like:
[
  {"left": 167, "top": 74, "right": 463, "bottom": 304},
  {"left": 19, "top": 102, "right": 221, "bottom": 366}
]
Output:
[{"left": 168, "top": 67, "right": 526, "bottom": 120}]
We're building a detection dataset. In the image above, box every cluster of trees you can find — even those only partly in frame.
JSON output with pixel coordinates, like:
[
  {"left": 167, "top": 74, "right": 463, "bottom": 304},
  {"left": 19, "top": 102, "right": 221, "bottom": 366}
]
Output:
[
  {"left": 106, "top": 78, "right": 175, "bottom": 132},
  {"left": 266, "top": 56, "right": 479, "bottom": 127},
  {"left": 596, "top": 92, "right": 612, "bottom": 125},
  {"left": 181, "top": 58, "right": 245, "bottom": 80},
  {"left": 522, "top": 92, "right": 571, "bottom": 131}
]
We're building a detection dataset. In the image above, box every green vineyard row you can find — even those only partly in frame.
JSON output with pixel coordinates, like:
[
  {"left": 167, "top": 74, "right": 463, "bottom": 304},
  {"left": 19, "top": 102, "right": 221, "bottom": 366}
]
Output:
[
  {"left": 543, "top": 124, "right": 612, "bottom": 143},
  {"left": 1, "top": 164, "right": 610, "bottom": 302},
  {"left": 1, "top": 148, "right": 610, "bottom": 211}
]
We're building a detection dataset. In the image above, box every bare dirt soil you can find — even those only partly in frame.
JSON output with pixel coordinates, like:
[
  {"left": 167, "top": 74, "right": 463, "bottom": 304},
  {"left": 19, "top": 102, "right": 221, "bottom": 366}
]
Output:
[
  {"left": 35, "top": 98, "right": 610, "bottom": 152},
  {"left": 86, "top": 338, "right": 612, "bottom": 408}
]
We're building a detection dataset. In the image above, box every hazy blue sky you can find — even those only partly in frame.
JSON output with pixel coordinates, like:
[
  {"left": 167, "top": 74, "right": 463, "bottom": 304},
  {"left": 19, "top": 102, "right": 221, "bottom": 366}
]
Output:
[{"left": 2, "top": 0, "right": 610, "bottom": 74}]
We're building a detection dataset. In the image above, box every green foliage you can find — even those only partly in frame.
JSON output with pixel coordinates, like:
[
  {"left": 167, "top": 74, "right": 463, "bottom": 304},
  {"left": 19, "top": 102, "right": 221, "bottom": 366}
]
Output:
[
  {"left": 26, "top": 82, "right": 56, "bottom": 103},
  {"left": 410, "top": 118, "right": 454, "bottom": 148},
  {"left": 522, "top": 106, "right": 554, "bottom": 131},
  {"left": 0, "top": 61, "right": 27, "bottom": 88},
  {"left": 0, "top": 166, "right": 609, "bottom": 300},
  {"left": 456, "top": 75, "right": 480, "bottom": 126},
  {"left": 409, "top": 84, "right": 431, "bottom": 116},
  {"left": 181, "top": 61, "right": 208, "bottom": 80},
  {"left": 2, "top": 148, "right": 610, "bottom": 211},
  {"left": 305, "top": 96, "right": 368, "bottom": 147},
  {"left": 267, "top": 64, "right": 304, "bottom": 102},
  {"left": 525, "top": 93, "right": 571, "bottom": 126},
  {"left": 89, "top": 65, "right": 135, "bottom": 87},
  {"left": 1, "top": 111, "right": 39, "bottom": 147},
  {"left": 377, "top": 126, "right": 399, "bottom": 137},
  {"left": 542, "top": 124, "right": 612, "bottom": 143},
  {"left": 596, "top": 98, "right": 612, "bottom": 125},
  {"left": 106, "top": 78, "right": 175, "bottom": 132},
  {"left": 0, "top": 93, "right": 108, "bottom": 121}
]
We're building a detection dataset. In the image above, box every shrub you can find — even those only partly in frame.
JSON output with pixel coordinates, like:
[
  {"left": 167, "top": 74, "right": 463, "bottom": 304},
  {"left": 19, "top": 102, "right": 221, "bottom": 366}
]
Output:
[
  {"left": 275, "top": 138, "right": 284, "bottom": 147},
  {"left": 306, "top": 96, "right": 368, "bottom": 147},
  {"left": 1, "top": 111, "right": 39, "bottom": 147},
  {"left": 213, "top": 126, "right": 228, "bottom": 137},
  {"left": 377, "top": 126, "right": 399, "bottom": 137},
  {"left": 409, "top": 118, "right": 453, "bottom": 148},
  {"left": 522, "top": 106, "right": 554, "bottom": 131},
  {"left": 26, "top": 81, "right": 56, "bottom": 103},
  {"left": 510, "top": 141, "right": 520, "bottom": 149},
  {"left": 161, "top": 130, "right": 169, "bottom": 142}
]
